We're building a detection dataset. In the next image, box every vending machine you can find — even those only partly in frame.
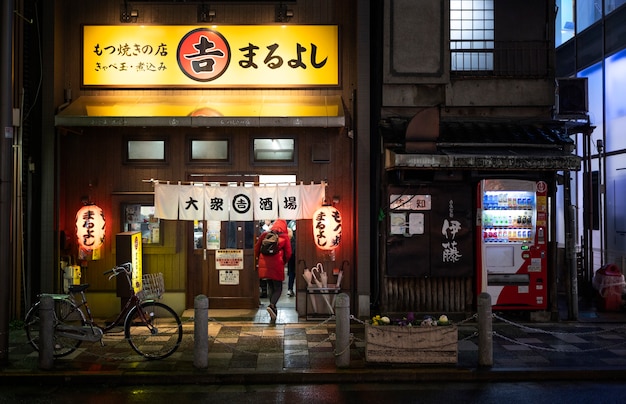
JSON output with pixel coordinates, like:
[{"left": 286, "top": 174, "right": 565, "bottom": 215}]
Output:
[{"left": 476, "top": 179, "right": 548, "bottom": 310}]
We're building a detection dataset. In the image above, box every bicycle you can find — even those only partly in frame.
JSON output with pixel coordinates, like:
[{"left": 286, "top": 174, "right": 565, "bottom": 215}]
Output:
[{"left": 24, "top": 262, "right": 183, "bottom": 360}]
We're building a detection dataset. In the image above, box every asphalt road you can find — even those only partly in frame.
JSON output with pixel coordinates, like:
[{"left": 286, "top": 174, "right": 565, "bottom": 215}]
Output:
[{"left": 1, "top": 381, "right": 626, "bottom": 404}]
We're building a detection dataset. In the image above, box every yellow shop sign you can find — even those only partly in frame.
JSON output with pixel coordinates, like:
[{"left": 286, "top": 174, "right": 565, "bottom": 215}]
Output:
[{"left": 83, "top": 25, "right": 339, "bottom": 88}]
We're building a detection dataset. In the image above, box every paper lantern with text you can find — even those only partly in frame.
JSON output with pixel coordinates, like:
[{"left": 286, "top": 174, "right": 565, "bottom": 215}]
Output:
[
  {"left": 312, "top": 205, "right": 342, "bottom": 250},
  {"left": 75, "top": 204, "right": 106, "bottom": 251}
]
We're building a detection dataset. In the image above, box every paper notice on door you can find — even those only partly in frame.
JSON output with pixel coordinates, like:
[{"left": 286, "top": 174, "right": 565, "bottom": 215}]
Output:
[
  {"left": 219, "top": 270, "right": 239, "bottom": 285},
  {"left": 390, "top": 213, "right": 406, "bottom": 235},
  {"left": 408, "top": 213, "right": 425, "bottom": 235}
]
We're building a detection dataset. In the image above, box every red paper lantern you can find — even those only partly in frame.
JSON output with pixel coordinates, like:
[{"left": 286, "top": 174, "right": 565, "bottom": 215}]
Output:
[
  {"left": 75, "top": 204, "right": 106, "bottom": 251},
  {"left": 312, "top": 205, "right": 342, "bottom": 250}
]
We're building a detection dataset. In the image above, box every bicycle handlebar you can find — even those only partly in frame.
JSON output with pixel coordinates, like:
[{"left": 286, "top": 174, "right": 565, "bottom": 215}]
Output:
[{"left": 103, "top": 263, "right": 132, "bottom": 280}]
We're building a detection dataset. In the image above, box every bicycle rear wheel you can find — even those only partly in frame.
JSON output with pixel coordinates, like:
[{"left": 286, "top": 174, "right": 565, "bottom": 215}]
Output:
[
  {"left": 24, "top": 298, "right": 86, "bottom": 357},
  {"left": 124, "top": 301, "right": 183, "bottom": 360}
]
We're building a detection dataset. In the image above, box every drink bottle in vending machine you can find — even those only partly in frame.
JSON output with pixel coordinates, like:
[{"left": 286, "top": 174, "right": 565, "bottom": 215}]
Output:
[{"left": 477, "top": 179, "right": 548, "bottom": 310}]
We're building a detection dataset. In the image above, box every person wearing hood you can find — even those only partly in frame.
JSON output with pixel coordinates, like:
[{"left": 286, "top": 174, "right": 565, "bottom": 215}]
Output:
[{"left": 255, "top": 218, "right": 292, "bottom": 322}]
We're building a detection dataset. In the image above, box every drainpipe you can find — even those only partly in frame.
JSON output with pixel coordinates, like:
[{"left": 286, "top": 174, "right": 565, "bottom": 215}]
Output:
[
  {"left": 564, "top": 170, "right": 578, "bottom": 320},
  {"left": 0, "top": 0, "right": 15, "bottom": 365}
]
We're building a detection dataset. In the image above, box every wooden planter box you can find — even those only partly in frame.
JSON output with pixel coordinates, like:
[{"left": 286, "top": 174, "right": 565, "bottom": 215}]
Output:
[{"left": 365, "top": 324, "right": 458, "bottom": 364}]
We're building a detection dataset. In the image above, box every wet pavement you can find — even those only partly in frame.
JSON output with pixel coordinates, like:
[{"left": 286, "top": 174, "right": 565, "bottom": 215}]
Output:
[{"left": 2, "top": 293, "right": 626, "bottom": 386}]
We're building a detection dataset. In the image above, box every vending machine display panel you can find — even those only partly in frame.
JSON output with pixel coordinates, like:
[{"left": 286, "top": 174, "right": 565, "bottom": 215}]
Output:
[{"left": 477, "top": 179, "right": 548, "bottom": 310}]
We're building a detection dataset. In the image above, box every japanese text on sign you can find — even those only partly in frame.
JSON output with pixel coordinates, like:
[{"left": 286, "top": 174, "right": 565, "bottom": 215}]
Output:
[
  {"left": 390, "top": 194, "right": 431, "bottom": 211},
  {"left": 215, "top": 249, "right": 244, "bottom": 270},
  {"left": 441, "top": 199, "right": 462, "bottom": 263},
  {"left": 83, "top": 25, "right": 339, "bottom": 87},
  {"left": 219, "top": 270, "right": 240, "bottom": 285}
]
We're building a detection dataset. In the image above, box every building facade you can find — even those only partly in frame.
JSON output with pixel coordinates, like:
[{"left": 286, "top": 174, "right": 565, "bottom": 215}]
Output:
[
  {"left": 374, "top": 0, "right": 585, "bottom": 317},
  {"left": 555, "top": 1, "right": 626, "bottom": 301},
  {"left": 3, "top": 1, "right": 606, "bottom": 329},
  {"left": 3, "top": 0, "right": 373, "bottom": 320}
]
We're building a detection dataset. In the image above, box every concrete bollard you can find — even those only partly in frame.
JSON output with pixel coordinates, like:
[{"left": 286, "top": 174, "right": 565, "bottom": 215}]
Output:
[
  {"left": 193, "top": 294, "right": 209, "bottom": 369},
  {"left": 334, "top": 293, "right": 350, "bottom": 368},
  {"left": 38, "top": 295, "right": 54, "bottom": 370},
  {"left": 478, "top": 292, "right": 493, "bottom": 367}
]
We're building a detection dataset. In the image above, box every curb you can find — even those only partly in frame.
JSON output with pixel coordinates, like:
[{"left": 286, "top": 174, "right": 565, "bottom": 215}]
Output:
[{"left": 4, "top": 366, "right": 626, "bottom": 386}]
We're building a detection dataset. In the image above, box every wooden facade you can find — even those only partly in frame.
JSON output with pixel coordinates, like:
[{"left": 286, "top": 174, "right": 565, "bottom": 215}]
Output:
[{"left": 54, "top": 0, "right": 358, "bottom": 317}]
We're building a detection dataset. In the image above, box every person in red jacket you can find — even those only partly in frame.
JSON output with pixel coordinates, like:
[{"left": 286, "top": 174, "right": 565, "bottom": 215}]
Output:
[{"left": 255, "top": 218, "right": 292, "bottom": 321}]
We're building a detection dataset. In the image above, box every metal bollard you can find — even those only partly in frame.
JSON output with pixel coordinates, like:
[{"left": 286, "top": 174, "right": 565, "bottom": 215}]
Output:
[
  {"left": 334, "top": 293, "right": 350, "bottom": 368},
  {"left": 478, "top": 292, "right": 493, "bottom": 367},
  {"left": 193, "top": 294, "right": 209, "bottom": 369},
  {"left": 38, "top": 295, "right": 54, "bottom": 370}
]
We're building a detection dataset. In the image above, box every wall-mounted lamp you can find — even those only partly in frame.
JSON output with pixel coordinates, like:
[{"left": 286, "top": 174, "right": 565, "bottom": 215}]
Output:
[
  {"left": 198, "top": 3, "right": 216, "bottom": 23},
  {"left": 276, "top": 3, "right": 294, "bottom": 23},
  {"left": 120, "top": 1, "right": 139, "bottom": 23}
]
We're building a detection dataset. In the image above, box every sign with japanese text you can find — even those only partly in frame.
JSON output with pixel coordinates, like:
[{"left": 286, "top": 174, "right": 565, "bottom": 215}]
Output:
[
  {"left": 83, "top": 25, "right": 339, "bottom": 87},
  {"left": 154, "top": 182, "right": 324, "bottom": 221},
  {"left": 386, "top": 184, "right": 473, "bottom": 278},
  {"left": 219, "top": 270, "right": 240, "bottom": 285},
  {"left": 215, "top": 249, "right": 244, "bottom": 270}
]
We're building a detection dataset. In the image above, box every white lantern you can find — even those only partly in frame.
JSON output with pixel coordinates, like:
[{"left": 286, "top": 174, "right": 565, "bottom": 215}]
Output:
[
  {"left": 75, "top": 204, "right": 106, "bottom": 251},
  {"left": 312, "top": 205, "right": 342, "bottom": 250}
]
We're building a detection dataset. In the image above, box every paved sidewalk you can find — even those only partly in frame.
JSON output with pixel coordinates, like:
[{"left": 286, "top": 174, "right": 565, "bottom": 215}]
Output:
[{"left": 3, "top": 309, "right": 626, "bottom": 386}]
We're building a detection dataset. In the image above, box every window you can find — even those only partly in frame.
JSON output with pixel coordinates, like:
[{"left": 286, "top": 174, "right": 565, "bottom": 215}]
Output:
[
  {"left": 252, "top": 138, "right": 295, "bottom": 163},
  {"left": 606, "top": 0, "right": 626, "bottom": 14},
  {"left": 122, "top": 204, "right": 161, "bottom": 244},
  {"left": 577, "top": 0, "right": 602, "bottom": 33},
  {"left": 188, "top": 138, "right": 230, "bottom": 163},
  {"left": 605, "top": 50, "right": 626, "bottom": 152},
  {"left": 555, "top": 0, "right": 575, "bottom": 47},
  {"left": 450, "top": 0, "right": 494, "bottom": 71},
  {"left": 125, "top": 138, "right": 167, "bottom": 164}
]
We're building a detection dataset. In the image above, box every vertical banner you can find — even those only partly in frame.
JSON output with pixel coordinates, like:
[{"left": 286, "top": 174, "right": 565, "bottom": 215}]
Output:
[
  {"left": 204, "top": 185, "right": 230, "bottom": 221},
  {"left": 253, "top": 186, "right": 279, "bottom": 220},
  {"left": 278, "top": 185, "right": 302, "bottom": 220},
  {"left": 229, "top": 186, "right": 254, "bottom": 221},
  {"left": 300, "top": 183, "right": 325, "bottom": 219},
  {"left": 430, "top": 184, "right": 473, "bottom": 277},
  {"left": 178, "top": 184, "right": 205, "bottom": 221},
  {"left": 154, "top": 182, "right": 179, "bottom": 219}
]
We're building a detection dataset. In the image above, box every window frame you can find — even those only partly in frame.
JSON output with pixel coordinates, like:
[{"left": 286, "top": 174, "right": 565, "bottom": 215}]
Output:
[
  {"left": 121, "top": 202, "right": 163, "bottom": 246},
  {"left": 124, "top": 136, "right": 169, "bottom": 165},
  {"left": 187, "top": 135, "right": 232, "bottom": 165},
  {"left": 251, "top": 137, "right": 297, "bottom": 166},
  {"left": 450, "top": 0, "right": 495, "bottom": 72}
]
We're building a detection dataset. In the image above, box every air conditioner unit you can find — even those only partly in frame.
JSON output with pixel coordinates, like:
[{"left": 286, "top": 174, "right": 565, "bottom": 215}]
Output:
[{"left": 556, "top": 78, "right": 588, "bottom": 117}]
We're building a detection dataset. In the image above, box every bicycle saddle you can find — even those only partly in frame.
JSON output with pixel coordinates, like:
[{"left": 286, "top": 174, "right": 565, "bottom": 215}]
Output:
[{"left": 68, "top": 284, "right": 90, "bottom": 293}]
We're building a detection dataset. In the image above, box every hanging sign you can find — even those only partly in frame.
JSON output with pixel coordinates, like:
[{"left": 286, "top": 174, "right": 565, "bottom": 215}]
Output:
[
  {"left": 153, "top": 182, "right": 325, "bottom": 221},
  {"left": 312, "top": 205, "right": 342, "bottom": 251},
  {"left": 83, "top": 25, "right": 339, "bottom": 87},
  {"left": 75, "top": 204, "right": 106, "bottom": 252}
]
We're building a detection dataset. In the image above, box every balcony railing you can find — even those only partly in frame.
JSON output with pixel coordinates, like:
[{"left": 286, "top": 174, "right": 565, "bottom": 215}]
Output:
[{"left": 451, "top": 40, "right": 551, "bottom": 78}]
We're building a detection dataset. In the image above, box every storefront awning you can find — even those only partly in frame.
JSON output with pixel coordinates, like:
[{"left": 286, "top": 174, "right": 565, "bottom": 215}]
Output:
[
  {"left": 385, "top": 150, "right": 582, "bottom": 171},
  {"left": 55, "top": 95, "right": 345, "bottom": 128},
  {"left": 382, "top": 119, "right": 586, "bottom": 171}
]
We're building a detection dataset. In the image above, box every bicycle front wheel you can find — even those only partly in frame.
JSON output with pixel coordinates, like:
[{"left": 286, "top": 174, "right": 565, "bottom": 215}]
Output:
[
  {"left": 124, "top": 301, "right": 183, "bottom": 360},
  {"left": 24, "top": 298, "right": 86, "bottom": 357}
]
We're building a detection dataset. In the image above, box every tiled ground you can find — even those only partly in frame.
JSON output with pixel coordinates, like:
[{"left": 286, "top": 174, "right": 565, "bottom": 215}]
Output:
[{"left": 5, "top": 315, "right": 626, "bottom": 377}]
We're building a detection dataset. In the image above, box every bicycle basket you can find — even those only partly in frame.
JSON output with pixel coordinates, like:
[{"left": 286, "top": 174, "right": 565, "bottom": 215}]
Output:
[{"left": 137, "top": 273, "right": 165, "bottom": 300}]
